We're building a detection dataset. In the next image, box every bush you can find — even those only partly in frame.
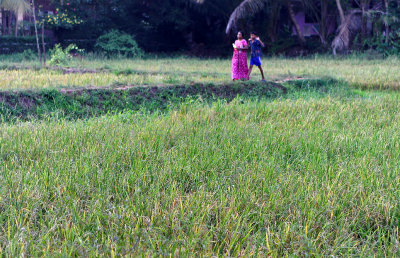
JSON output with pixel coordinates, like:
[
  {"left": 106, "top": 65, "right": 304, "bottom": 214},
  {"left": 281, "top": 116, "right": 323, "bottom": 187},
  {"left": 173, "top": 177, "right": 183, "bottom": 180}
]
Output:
[
  {"left": 7, "top": 49, "right": 38, "bottom": 61},
  {"left": 95, "top": 30, "right": 144, "bottom": 58},
  {"left": 20, "top": 49, "right": 37, "bottom": 61},
  {"left": 49, "top": 44, "right": 83, "bottom": 66},
  {"left": 359, "top": 1, "right": 400, "bottom": 57}
]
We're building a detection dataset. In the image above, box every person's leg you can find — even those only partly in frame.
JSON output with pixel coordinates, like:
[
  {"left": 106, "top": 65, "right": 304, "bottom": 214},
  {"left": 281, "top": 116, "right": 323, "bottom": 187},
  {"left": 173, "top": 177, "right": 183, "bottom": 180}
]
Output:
[
  {"left": 258, "top": 65, "right": 265, "bottom": 81},
  {"left": 253, "top": 57, "right": 265, "bottom": 81},
  {"left": 247, "top": 65, "right": 254, "bottom": 80}
]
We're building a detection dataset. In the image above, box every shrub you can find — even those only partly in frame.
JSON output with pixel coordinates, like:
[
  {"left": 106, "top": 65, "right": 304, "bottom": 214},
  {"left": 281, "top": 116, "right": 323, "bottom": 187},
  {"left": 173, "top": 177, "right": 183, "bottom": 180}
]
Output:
[
  {"left": 95, "top": 30, "right": 144, "bottom": 58},
  {"left": 49, "top": 44, "right": 83, "bottom": 66},
  {"left": 360, "top": 1, "right": 400, "bottom": 57},
  {"left": 20, "top": 49, "right": 37, "bottom": 61}
]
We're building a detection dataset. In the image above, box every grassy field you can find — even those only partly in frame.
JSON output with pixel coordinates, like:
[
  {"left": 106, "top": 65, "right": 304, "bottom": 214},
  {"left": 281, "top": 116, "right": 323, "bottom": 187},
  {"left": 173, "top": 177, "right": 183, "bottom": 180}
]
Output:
[
  {"left": 0, "top": 56, "right": 400, "bottom": 90},
  {"left": 1, "top": 56, "right": 400, "bottom": 256}
]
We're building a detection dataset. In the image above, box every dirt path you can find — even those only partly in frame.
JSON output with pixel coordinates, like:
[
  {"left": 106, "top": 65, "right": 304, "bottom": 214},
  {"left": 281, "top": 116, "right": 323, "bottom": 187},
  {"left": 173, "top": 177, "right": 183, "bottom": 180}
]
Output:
[{"left": 273, "top": 76, "right": 310, "bottom": 83}]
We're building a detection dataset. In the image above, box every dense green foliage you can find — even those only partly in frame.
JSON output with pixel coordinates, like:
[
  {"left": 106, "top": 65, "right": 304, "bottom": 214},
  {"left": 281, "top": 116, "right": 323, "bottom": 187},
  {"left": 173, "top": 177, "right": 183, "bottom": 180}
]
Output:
[
  {"left": 48, "top": 44, "right": 83, "bottom": 66},
  {"left": 3, "top": 0, "right": 400, "bottom": 56},
  {"left": 48, "top": 0, "right": 400, "bottom": 56},
  {"left": 95, "top": 30, "right": 144, "bottom": 57},
  {"left": 57, "top": 0, "right": 248, "bottom": 54},
  {"left": 362, "top": 1, "right": 400, "bottom": 56}
]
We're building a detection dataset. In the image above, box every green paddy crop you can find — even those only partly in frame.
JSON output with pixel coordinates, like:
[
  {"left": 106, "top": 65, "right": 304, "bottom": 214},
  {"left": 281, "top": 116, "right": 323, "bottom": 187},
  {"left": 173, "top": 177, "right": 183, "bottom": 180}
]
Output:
[
  {"left": 2, "top": 94, "right": 400, "bottom": 256},
  {"left": 1, "top": 55, "right": 400, "bottom": 256},
  {"left": 0, "top": 56, "right": 399, "bottom": 90}
]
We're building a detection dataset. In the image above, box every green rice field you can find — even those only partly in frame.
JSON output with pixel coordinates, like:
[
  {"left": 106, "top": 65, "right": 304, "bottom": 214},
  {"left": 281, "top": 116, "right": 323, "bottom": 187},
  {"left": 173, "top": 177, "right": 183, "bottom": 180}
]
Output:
[
  {"left": 0, "top": 56, "right": 400, "bottom": 90},
  {"left": 1, "top": 56, "right": 400, "bottom": 256}
]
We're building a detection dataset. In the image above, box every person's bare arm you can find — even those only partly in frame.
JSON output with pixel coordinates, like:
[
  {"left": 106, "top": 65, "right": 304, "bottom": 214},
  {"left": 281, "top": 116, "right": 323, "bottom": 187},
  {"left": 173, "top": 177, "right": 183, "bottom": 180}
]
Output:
[
  {"left": 240, "top": 41, "right": 249, "bottom": 50},
  {"left": 236, "top": 45, "right": 248, "bottom": 51},
  {"left": 233, "top": 42, "right": 248, "bottom": 51},
  {"left": 257, "top": 37, "right": 265, "bottom": 47}
]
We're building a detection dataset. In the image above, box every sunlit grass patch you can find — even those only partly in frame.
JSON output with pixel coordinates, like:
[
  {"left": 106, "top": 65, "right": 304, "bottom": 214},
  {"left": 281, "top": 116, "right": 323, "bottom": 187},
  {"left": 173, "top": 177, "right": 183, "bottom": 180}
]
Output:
[
  {"left": 0, "top": 56, "right": 399, "bottom": 90},
  {"left": 1, "top": 55, "right": 400, "bottom": 256},
  {"left": 2, "top": 95, "right": 400, "bottom": 255}
]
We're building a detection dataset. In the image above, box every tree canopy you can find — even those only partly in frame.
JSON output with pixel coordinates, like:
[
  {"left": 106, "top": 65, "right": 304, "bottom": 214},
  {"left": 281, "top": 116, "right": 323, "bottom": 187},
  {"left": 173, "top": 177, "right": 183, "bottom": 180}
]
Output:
[{"left": 1, "top": 0, "right": 400, "bottom": 56}]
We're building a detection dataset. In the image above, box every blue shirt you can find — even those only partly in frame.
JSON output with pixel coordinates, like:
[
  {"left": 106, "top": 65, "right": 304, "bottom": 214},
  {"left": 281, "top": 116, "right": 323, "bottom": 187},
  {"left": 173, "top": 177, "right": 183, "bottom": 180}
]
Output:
[{"left": 250, "top": 40, "right": 262, "bottom": 58}]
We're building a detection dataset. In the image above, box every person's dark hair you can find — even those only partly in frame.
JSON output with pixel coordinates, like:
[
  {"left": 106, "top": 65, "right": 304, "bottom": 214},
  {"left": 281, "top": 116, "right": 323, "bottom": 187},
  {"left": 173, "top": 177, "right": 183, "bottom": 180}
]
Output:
[{"left": 250, "top": 31, "right": 257, "bottom": 36}]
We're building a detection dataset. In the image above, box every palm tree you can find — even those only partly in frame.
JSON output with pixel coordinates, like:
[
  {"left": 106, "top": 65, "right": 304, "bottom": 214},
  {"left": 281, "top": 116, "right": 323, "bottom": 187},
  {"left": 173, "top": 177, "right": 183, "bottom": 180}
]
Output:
[
  {"left": 0, "top": 0, "right": 41, "bottom": 62},
  {"left": 0, "top": 0, "right": 30, "bottom": 36},
  {"left": 225, "top": 0, "right": 306, "bottom": 44},
  {"left": 336, "top": 0, "right": 345, "bottom": 23},
  {"left": 331, "top": 0, "right": 386, "bottom": 55}
]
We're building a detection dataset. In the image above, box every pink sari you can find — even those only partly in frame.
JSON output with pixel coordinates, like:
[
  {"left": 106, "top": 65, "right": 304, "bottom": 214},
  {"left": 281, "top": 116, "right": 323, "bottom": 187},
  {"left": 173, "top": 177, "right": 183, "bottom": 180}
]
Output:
[{"left": 232, "top": 39, "right": 249, "bottom": 80}]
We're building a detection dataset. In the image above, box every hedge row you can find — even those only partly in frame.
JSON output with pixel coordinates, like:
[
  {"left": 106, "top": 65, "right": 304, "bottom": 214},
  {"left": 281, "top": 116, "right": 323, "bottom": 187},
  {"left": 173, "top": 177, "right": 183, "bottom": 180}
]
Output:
[
  {"left": 0, "top": 37, "right": 99, "bottom": 54},
  {"left": 0, "top": 36, "right": 53, "bottom": 54}
]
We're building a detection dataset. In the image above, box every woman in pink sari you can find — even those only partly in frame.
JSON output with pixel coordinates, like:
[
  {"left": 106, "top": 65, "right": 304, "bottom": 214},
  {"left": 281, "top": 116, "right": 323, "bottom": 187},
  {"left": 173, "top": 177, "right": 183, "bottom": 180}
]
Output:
[{"left": 232, "top": 31, "right": 249, "bottom": 80}]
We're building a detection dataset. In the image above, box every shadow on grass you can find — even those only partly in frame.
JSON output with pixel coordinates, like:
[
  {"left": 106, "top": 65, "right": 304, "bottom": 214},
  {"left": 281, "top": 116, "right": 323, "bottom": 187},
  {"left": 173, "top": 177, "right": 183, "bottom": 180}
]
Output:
[{"left": 0, "top": 78, "right": 350, "bottom": 122}]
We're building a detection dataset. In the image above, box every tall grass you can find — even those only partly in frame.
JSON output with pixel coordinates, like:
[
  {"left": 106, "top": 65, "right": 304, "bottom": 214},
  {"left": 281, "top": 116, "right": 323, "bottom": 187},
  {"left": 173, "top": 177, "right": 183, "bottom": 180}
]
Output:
[
  {"left": 1, "top": 55, "right": 400, "bottom": 255},
  {"left": 0, "top": 56, "right": 399, "bottom": 90},
  {"left": 2, "top": 95, "right": 400, "bottom": 256}
]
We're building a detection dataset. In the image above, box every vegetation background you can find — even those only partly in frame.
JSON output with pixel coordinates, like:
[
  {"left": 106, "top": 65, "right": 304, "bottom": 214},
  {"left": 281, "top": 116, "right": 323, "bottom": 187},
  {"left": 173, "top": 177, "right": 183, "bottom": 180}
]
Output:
[
  {"left": 2, "top": 0, "right": 400, "bottom": 256},
  {"left": 1, "top": 0, "right": 400, "bottom": 57}
]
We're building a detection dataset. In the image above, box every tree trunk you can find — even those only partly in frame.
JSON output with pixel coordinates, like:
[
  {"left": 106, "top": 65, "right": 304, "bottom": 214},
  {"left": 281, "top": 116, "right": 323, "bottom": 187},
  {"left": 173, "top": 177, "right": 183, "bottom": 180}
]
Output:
[
  {"left": 336, "top": 0, "right": 345, "bottom": 24},
  {"left": 268, "top": 1, "right": 282, "bottom": 43},
  {"left": 333, "top": 0, "right": 346, "bottom": 55},
  {"left": 15, "top": 18, "right": 18, "bottom": 37},
  {"left": 384, "top": 0, "right": 389, "bottom": 43},
  {"left": 1, "top": 9, "right": 5, "bottom": 35},
  {"left": 319, "top": 0, "right": 329, "bottom": 46},
  {"left": 32, "top": 0, "right": 42, "bottom": 63},
  {"left": 42, "top": 22, "right": 46, "bottom": 65},
  {"left": 360, "top": 1, "right": 367, "bottom": 43},
  {"left": 7, "top": 11, "right": 12, "bottom": 35},
  {"left": 286, "top": 0, "right": 305, "bottom": 44},
  {"left": 360, "top": 0, "right": 372, "bottom": 44}
]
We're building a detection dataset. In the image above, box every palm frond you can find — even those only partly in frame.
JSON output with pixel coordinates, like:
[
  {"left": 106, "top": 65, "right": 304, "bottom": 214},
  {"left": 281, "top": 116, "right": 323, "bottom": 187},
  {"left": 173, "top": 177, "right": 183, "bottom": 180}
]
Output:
[
  {"left": 332, "top": 10, "right": 362, "bottom": 55},
  {"left": 1, "top": 0, "right": 30, "bottom": 21},
  {"left": 226, "top": 0, "right": 267, "bottom": 34}
]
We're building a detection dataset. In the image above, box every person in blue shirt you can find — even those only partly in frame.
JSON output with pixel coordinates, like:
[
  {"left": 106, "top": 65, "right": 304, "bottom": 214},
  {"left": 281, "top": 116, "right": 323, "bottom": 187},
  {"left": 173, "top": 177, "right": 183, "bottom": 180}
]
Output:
[{"left": 247, "top": 32, "right": 266, "bottom": 81}]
